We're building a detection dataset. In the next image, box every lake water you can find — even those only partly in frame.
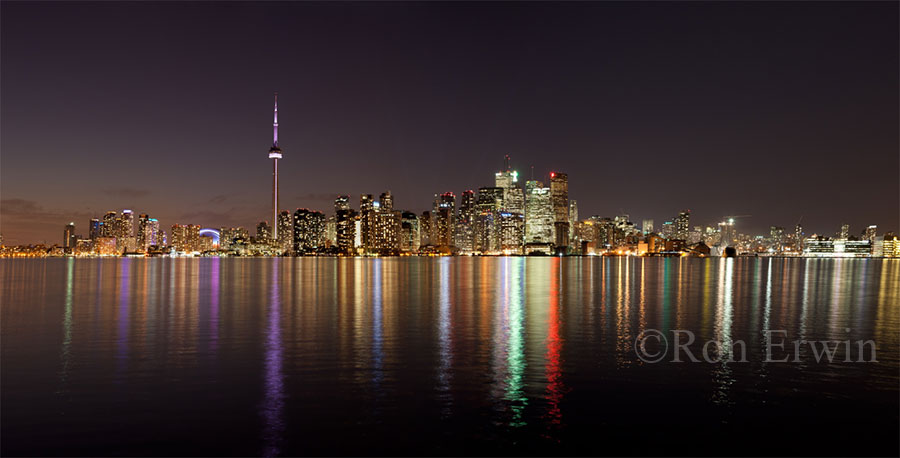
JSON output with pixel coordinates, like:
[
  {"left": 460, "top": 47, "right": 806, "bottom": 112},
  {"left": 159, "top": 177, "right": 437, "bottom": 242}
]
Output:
[{"left": 1, "top": 257, "right": 897, "bottom": 456}]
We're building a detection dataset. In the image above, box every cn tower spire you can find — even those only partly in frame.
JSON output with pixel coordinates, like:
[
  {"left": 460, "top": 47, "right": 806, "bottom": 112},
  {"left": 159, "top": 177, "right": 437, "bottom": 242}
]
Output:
[{"left": 273, "top": 92, "right": 279, "bottom": 147}]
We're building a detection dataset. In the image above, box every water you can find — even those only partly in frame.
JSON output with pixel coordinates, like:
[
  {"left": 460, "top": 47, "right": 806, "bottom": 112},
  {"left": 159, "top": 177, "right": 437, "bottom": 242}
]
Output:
[{"left": 1, "top": 257, "right": 897, "bottom": 456}]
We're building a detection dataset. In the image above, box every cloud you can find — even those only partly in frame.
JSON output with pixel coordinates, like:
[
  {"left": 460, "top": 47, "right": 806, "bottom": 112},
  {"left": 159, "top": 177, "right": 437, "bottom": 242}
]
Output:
[
  {"left": 208, "top": 194, "right": 228, "bottom": 204},
  {"left": 0, "top": 198, "right": 93, "bottom": 245},
  {"left": 100, "top": 187, "right": 151, "bottom": 199}
]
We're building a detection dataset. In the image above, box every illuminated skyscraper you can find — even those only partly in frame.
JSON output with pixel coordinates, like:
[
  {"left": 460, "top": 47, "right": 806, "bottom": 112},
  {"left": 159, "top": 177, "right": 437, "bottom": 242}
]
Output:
[
  {"left": 335, "top": 196, "right": 357, "bottom": 254},
  {"left": 257, "top": 221, "right": 271, "bottom": 244},
  {"left": 434, "top": 192, "right": 455, "bottom": 248},
  {"left": 277, "top": 210, "right": 293, "bottom": 253},
  {"left": 401, "top": 211, "right": 420, "bottom": 253},
  {"left": 864, "top": 225, "right": 877, "bottom": 243},
  {"left": 171, "top": 224, "right": 200, "bottom": 252},
  {"left": 89, "top": 218, "right": 102, "bottom": 240},
  {"left": 360, "top": 195, "right": 375, "bottom": 252},
  {"left": 293, "top": 209, "right": 325, "bottom": 253},
  {"left": 675, "top": 210, "right": 690, "bottom": 240},
  {"left": 524, "top": 180, "right": 553, "bottom": 244},
  {"left": 550, "top": 172, "right": 569, "bottom": 250},
  {"left": 642, "top": 219, "right": 654, "bottom": 235},
  {"left": 63, "top": 222, "right": 76, "bottom": 248},
  {"left": 267, "top": 93, "right": 282, "bottom": 240},
  {"left": 455, "top": 190, "right": 476, "bottom": 252},
  {"left": 102, "top": 211, "right": 116, "bottom": 237},
  {"left": 495, "top": 155, "right": 524, "bottom": 215},
  {"left": 839, "top": 224, "right": 850, "bottom": 239}
]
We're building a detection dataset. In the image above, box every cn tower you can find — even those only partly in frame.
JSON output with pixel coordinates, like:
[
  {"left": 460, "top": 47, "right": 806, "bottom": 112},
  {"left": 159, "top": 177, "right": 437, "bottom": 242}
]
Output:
[{"left": 267, "top": 92, "right": 282, "bottom": 240}]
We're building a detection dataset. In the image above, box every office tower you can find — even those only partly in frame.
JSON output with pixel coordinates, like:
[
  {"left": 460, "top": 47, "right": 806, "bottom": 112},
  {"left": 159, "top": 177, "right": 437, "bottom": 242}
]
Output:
[
  {"left": 336, "top": 208, "right": 358, "bottom": 254},
  {"left": 642, "top": 219, "right": 654, "bottom": 235},
  {"left": 839, "top": 224, "right": 850, "bottom": 239},
  {"left": 434, "top": 192, "right": 455, "bottom": 248},
  {"left": 524, "top": 180, "right": 553, "bottom": 244},
  {"left": 420, "top": 211, "right": 433, "bottom": 247},
  {"left": 795, "top": 223, "right": 804, "bottom": 251},
  {"left": 661, "top": 221, "right": 675, "bottom": 239},
  {"left": 64, "top": 222, "right": 76, "bottom": 248},
  {"left": 116, "top": 210, "right": 136, "bottom": 252},
  {"left": 498, "top": 212, "right": 525, "bottom": 254},
  {"left": 89, "top": 218, "right": 102, "bottom": 240},
  {"left": 360, "top": 194, "right": 375, "bottom": 252},
  {"left": 100, "top": 211, "right": 115, "bottom": 237},
  {"left": 324, "top": 215, "right": 337, "bottom": 248},
  {"left": 219, "top": 227, "right": 248, "bottom": 250},
  {"left": 401, "top": 211, "right": 420, "bottom": 253},
  {"left": 569, "top": 200, "right": 579, "bottom": 244},
  {"left": 455, "top": 190, "right": 476, "bottom": 252},
  {"left": 380, "top": 191, "right": 394, "bottom": 212},
  {"left": 293, "top": 209, "right": 325, "bottom": 254},
  {"left": 277, "top": 210, "right": 293, "bottom": 253},
  {"left": 334, "top": 195, "right": 351, "bottom": 212},
  {"left": 495, "top": 156, "right": 524, "bottom": 215},
  {"left": 267, "top": 93, "right": 282, "bottom": 240},
  {"left": 256, "top": 221, "right": 272, "bottom": 244},
  {"left": 770, "top": 226, "right": 785, "bottom": 252},
  {"left": 718, "top": 219, "right": 736, "bottom": 247},
  {"left": 675, "top": 210, "right": 690, "bottom": 240},
  {"left": 375, "top": 209, "right": 401, "bottom": 254},
  {"left": 171, "top": 224, "right": 200, "bottom": 252},
  {"left": 550, "top": 172, "right": 569, "bottom": 250},
  {"left": 137, "top": 214, "right": 150, "bottom": 250},
  {"left": 157, "top": 229, "right": 166, "bottom": 247},
  {"left": 865, "top": 225, "right": 877, "bottom": 243},
  {"left": 474, "top": 187, "right": 504, "bottom": 253}
]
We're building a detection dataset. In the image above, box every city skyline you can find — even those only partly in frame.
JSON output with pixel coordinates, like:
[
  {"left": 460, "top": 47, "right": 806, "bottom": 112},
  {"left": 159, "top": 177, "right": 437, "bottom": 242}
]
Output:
[{"left": 2, "top": 2, "right": 898, "bottom": 244}]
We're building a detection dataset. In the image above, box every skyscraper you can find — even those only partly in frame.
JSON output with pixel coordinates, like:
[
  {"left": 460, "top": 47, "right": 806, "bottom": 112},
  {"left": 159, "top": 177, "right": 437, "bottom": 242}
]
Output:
[
  {"left": 256, "top": 221, "right": 271, "bottom": 244},
  {"left": 278, "top": 210, "right": 293, "bottom": 253},
  {"left": 89, "top": 218, "right": 102, "bottom": 240},
  {"left": 434, "top": 192, "right": 455, "bottom": 248},
  {"left": 360, "top": 194, "right": 375, "bottom": 252},
  {"left": 335, "top": 196, "right": 357, "bottom": 254},
  {"left": 267, "top": 93, "right": 282, "bottom": 240},
  {"left": 550, "top": 172, "right": 569, "bottom": 250},
  {"left": 455, "top": 190, "right": 476, "bottom": 252},
  {"left": 642, "top": 219, "right": 654, "bottom": 235},
  {"left": 675, "top": 210, "right": 691, "bottom": 240},
  {"left": 63, "top": 222, "right": 76, "bottom": 248},
  {"left": 102, "top": 211, "right": 117, "bottom": 237},
  {"left": 293, "top": 209, "right": 325, "bottom": 254},
  {"left": 524, "top": 180, "right": 553, "bottom": 245},
  {"left": 495, "top": 155, "right": 524, "bottom": 215}
]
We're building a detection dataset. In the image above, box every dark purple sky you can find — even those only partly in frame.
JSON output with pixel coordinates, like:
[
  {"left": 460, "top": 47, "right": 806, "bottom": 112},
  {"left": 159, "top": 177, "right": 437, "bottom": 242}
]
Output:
[{"left": 2, "top": 1, "right": 897, "bottom": 244}]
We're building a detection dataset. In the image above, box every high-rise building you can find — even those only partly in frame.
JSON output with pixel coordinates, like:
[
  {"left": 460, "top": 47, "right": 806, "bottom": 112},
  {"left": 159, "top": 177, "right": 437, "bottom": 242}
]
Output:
[
  {"left": 455, "top": 190, "right": 476, "bottom": 252},
  {"left": 117, "top": 210, "right": 136, "bottom": 252},
  {"left": 257, "top": 221, "right": 271, "bottom": 244},
  {"left": 569, "top": 200, "right": 579, "bottom": 245},
  {"left": 171, "top": 224, "right": 200, "bottom": 253},
  {"left": 839, "top": 224, "right": 850, "bottom": 239},
  {"left": 360, "top": 195, "right": 375, "bottom": 252},
  {"left": 102, "top": 211, "right": 117, "bottom": 237},
  {"left": 137, "top": 214, "right": 150, "bottom": 250},
  {"left": 89, "top": 218, "right": 102, "bottom": 240},
  {"left": 420, "top": 211, "right": 433, "bottom": 247},
  {"left": 334, "top": 195, "right": 351, "bottom": 212},
  {"left": 498, "top": 212, "right": 525, "bottom": 254},
  {"left": 63, "top": 222, "right": 76, "bottom": 248},
  {"left": 769, "top": 226, "right": 785, "bottom": 252},
  {"left": 642, "top": 219, "right": 654, "bottom": 235},
  {"left": 675, "top": 210, "right": 690, "bottom": 240},
  {"left": 293, "top": 209, "right": 325, "bottom": 254},
  {"left": 400, "top": 211, "right": 420, "bottom": 253},
  {"left": 524, "top": 180, "right": 553, "bottom": 244},
  {"left": 495, "top": 155, "right": 524, "bottom": 215},
  {"left": 864, "top": 225, "right": 877, "bottom": 243},
  {"left": 277, "top": 210, "right": 293, "bottom": 253},
  {"left": 268, "top": 93, "right": 282, "bottom": 241},
  {"left": 550, "top": 172, "right": 569, "bottom": 250},
  {"left": 336, "top": 206, "right": 358, "bottom": 254},
  {"left": 434, "top": 192, "right": 455, "bottom": 248}
]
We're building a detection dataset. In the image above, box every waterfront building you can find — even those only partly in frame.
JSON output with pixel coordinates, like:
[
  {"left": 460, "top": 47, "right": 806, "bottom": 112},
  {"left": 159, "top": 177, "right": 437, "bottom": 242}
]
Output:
[
  {"left": 524, "top": 180, "right": 553, "bottom": 245},
  {"left": 89, "top": 218, "right": 102, "bottom": 240},
  {"left": 102, "top": 211, "right": 117, "bottom": 237},
  {"left": 642, "top": 219, "right": 654, "bottom": 235},
  {"left": 63, "top": 222, "right": 76, "bottom": 248},
  {"left": 278, "top": 210, "right": 293, "bottom": 253},
  {"left": 171, "top": 224, "right": 200, "bottom": 253},
  {"left": 675, "top": 210, "right": 690, "bottom": 239},
  {"left": 550, "top": 172, "right": 569, "bottom": 249},
  {"left": 293, "top": 209, "right": 325, "bottom": 254},
  {"left": 257, "top": 221, "right": 272, "bottom": 244},
  {"left": 400, "top": 211, "right": 420, "bottom": 254}
]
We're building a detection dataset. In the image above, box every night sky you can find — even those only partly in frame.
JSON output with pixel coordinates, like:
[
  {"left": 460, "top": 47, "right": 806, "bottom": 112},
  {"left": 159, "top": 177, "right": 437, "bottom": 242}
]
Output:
[{"left": 2, "top": 1, "right": 897, "bottom": 244}]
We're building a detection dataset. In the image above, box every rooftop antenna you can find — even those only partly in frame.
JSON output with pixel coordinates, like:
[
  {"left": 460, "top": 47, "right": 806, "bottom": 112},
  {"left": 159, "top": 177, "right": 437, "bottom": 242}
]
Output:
[{"left": 504, "top": 154, "right": 510, "bottom": 171}]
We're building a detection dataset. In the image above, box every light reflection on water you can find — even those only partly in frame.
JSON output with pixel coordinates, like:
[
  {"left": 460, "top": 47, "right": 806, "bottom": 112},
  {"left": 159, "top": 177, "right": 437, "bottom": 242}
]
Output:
[{"left": 1, "top": 257, "right": 898, "bottom": 456}]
